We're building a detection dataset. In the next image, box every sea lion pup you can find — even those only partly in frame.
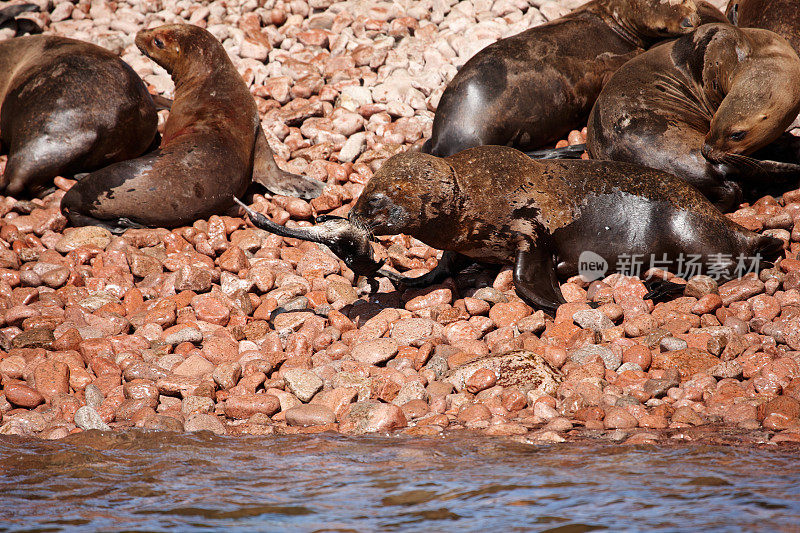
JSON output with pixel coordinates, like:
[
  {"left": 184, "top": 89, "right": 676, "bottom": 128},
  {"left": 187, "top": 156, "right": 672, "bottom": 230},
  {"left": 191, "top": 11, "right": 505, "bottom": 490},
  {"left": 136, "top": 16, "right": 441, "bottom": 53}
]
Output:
[
  {"left": 61, "top": 24, "right": 324, "bottom": 231},
  {"left": 235, "top": 146, "right": 783, "bottom": 314},
  {"left": 587, "top": 23, "right": 800, "bottom": 212},
  {"left": 0, "top": 34, "right": 158, "bottom": 197},
  {"left": 421, "top": 0, "right": 702, "bottom": 158}
]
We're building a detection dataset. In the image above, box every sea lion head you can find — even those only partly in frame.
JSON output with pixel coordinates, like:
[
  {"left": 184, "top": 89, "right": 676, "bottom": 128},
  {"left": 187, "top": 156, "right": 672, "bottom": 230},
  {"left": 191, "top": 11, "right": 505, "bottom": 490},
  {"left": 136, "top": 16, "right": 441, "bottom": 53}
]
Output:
[
  {"left": 619, "top": 0, "right": 700, "bottom": 39},
  {"left": 350, "top": 152, "right": 459, "bottom": 237},
  {"left": 136, "top": 24, "right": 220, "bottom": 75},
  {"left": 703, "top": 29, "right": 800, "bottom": 161}
]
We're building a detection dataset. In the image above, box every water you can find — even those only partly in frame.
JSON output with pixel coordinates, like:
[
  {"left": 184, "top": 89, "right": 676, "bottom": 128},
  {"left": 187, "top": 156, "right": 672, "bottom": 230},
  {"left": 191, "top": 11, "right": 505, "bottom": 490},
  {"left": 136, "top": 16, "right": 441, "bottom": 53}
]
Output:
[{"left": 1, "top": 431, "right": 799, "bottom": 532}]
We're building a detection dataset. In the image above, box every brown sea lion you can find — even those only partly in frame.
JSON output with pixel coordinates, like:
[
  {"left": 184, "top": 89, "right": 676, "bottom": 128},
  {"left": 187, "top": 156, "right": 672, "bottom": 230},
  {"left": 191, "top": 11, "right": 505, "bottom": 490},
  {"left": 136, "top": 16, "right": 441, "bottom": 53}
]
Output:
[
  {"left": 235, "top": 146, "right": 782, "bottom": 314},
  {"left": 61, "top": 23, "right": 324, "bottom": 231},
  {"left": 0, "top": 34, "right": 158, "bottom": 197},
  {"left": 586, "top": 23, "right": 800, "bottom": 211},
  {"left": 421, "top": 0, "right": 704, "bottom": 158},
  {"left": 726, "top": 0, "right": 800, "bottom": 54}
]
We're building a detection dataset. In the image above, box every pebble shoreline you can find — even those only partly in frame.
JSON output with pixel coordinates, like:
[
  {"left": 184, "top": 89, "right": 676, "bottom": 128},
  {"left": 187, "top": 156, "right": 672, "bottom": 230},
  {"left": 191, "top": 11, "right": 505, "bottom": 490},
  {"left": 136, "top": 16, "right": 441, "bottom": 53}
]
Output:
[{"left": 1, "top": 0, "right": 800, "bottom": 447}]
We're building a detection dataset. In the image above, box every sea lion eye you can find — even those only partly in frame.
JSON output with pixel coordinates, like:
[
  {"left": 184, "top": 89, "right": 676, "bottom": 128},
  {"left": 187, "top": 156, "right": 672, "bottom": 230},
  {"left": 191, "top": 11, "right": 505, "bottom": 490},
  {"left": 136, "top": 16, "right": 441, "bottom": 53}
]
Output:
[
  {"left": 729, "top": 131, "right": 747, "bottom": 142},
  {"left": 153, "top": 37, "right": 165, "bottom": 49}
]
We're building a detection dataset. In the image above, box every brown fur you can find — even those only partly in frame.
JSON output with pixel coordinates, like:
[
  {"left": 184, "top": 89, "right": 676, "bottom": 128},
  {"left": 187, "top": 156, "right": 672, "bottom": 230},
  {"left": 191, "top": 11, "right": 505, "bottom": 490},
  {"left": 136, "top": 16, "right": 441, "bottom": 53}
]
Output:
[{"left": 0, "top": 35, "right": 158, "bottom": 196}]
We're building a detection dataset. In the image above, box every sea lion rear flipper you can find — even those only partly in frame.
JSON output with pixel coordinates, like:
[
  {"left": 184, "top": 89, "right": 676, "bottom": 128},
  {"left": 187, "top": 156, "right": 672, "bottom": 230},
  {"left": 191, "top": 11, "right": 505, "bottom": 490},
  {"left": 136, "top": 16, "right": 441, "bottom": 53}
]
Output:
[
  {"left": 377, "top": 251, "right": 472, "bottom": 288},
  {"left": 0, "top": 3, "right": 38, "bottom": 24},
  {"left": 252, "top": 125, "right": 325, "bottom": 199},
  {"left": 643, "top": 278, "right": 686, "bottom": 301},
  {"left": 0, "top": 3, "right": 41, "bottom": 35},
  {"left": 513, "top": 247, "right": 566, "bottom": 316},
  {"left": 524, "top": 144, "right": 586, "bottom": 160},
  {"left": 12, "top": 18, "right": 41, "bottom": 35}
]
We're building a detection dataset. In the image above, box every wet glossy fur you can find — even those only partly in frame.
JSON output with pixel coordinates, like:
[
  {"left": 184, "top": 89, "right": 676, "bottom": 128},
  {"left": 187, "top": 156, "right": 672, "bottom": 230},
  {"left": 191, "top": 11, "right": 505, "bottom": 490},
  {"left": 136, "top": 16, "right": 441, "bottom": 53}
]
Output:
[{"left": 240, "top": 146, "right": 783, "bottom": 313}]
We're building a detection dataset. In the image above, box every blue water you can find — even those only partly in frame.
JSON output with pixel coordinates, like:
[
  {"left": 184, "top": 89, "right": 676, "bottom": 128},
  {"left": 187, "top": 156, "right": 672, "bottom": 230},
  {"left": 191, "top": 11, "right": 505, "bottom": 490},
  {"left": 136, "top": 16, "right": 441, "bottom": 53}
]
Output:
[{"left": 0, "top": 431, "right": 798, "bottom": 532}]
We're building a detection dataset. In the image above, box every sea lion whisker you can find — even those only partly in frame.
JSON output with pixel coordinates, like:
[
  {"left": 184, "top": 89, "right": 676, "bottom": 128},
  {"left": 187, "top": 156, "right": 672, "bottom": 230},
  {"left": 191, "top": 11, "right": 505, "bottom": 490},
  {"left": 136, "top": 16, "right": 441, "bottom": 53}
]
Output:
[{"left": 722, "top": 152, "right": 770, "bottom": 175}]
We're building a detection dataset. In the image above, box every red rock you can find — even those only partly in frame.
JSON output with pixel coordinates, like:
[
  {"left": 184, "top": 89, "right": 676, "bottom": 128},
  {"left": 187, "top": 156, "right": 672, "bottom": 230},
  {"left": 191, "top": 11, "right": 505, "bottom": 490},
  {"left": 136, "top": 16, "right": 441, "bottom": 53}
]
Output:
[
  {"left": 123, "top": 379, "right": 159, "bottom": 408},
  {"left": 405, "top": 288, "right": 452, "bottom": 311},
  {"left": 457, "top": 403, "right": 492, "bottom": 424},
  {"left": 351, "top": 338, "right": 398, "bottom": 365},
  {"left": 622, "top": 345, "right": 652, "bottom": 370},
  {"left": 339, "top": 400, "right": 407, "bottom": 433},
  {"left": 173, "top": 353, "right": 215, "bottom": 377},
  {"left": 671, "top": 406, "right": 705, "bottom": 426},
  {"left": 651, "top": 348, "right": 720, "bottom": 379},
  {"left": 465, "top": 368, "right": 497, "bottom": 394},
  {"left": 758, "top": 395, "right": 800, "bottom": 423},
  {"left": 638, "top": 414, "right": 668, "bottom": 428},
  {"left": 400, "top": 399, "right": 429, "bottom": 419},
  {"left": 224, "top": 394, "right": 280, "bottom": 419},
  {"left": 191, "top": 294, "right": 230, "bottom": 326},
  {"left": 718, "top": 276, "right": 764, "bottom": 306},
  {"left": 722, "top": 403, "right": 758, "bottom": 425},
  {"left": 624, "top": 314, "right": 657, "bottom": 337},
  {"left": 4, "top": 381, "right": 44, "bottom": 408},
  {"left": 489, "top": 301, "right": 531, "bottom": 328},
  {"left": 285, "top": 404, "right": 336, "bottom": 426},
  {"left": 603, "top": 406, "right": 637, "bottom": 429},
  {"left": 33, "top": 360, "right": 70, "bottom": 402}
]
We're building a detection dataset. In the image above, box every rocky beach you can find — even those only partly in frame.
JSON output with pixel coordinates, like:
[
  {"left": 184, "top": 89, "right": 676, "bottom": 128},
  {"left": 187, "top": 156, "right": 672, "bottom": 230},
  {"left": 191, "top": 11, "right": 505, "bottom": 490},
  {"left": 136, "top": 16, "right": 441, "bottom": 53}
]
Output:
[{"left": 0, "top": 0, "right": 799, "bottom": 449}]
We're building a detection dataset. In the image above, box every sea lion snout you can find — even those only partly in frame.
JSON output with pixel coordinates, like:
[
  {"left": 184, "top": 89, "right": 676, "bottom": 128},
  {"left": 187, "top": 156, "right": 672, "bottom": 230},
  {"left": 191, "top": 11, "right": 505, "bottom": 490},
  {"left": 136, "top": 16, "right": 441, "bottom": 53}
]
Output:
[
  {"left": 680, "top": 15, "right": 697, "bottom": 29},
  {"left": 235, "top": 198, "right": 383, "bottom": 277},
  {"left": 701, "top": 142, "right": 724, "bottom": 162}
]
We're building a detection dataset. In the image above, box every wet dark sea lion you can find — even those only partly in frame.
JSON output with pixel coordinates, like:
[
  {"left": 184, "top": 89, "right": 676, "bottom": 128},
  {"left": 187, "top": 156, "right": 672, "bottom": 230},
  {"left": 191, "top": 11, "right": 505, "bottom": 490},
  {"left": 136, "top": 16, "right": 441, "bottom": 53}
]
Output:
[
  {"left": 726, "top": 0, "right": 800, "bottom": 54},
  {"left": 421, "top": 0, "right": 704, "bottom": 158},
  {"left": 61, "top": 23, "right": 324, "bottom": 231},
  {"left": 0, "top": 34, "right": 158, "bottom": 197},
  {"left": 587, "top": 23, "right": 800, "bottom": 211},
  {"left": 236, "top": 146, "right": 782, "bottom": 314}
]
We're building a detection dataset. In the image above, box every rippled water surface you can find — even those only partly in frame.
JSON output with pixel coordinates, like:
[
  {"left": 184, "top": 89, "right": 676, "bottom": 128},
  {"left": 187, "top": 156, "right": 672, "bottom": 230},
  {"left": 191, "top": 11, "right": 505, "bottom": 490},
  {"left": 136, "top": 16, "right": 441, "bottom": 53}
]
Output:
[{"left": 1, "top": 431, "right": 799, "bottom": 532}]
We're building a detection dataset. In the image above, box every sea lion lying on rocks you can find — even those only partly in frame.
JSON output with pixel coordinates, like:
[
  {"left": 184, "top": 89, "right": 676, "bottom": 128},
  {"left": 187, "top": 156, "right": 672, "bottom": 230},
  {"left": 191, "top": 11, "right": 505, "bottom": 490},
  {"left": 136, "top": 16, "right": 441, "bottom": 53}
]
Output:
[
  {"left": 236, "top": 146, "right": 783, "bottom": 314},
  {"left": 61, "top": 24, "right": 325, "bottom": 231},
  {"left": 587, "top": 23, "right": 800, "bottom": 211},
  {"left": 422, "top": 0, "right": 705, "bottom": 158},
  {"left": 0, "top": 34, "right": 158, "bottom": 197}
]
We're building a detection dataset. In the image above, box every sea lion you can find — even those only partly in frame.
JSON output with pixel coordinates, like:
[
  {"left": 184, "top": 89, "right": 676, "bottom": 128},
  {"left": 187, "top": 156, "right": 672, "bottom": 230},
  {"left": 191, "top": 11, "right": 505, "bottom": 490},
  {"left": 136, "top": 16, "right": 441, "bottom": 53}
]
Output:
[
  {"left": 61, "top": 24, "right": 324, "bottom": 231},
  {"left": 586, "top": 23, "right": 800, "bottom": 211},
  {"left": 421, "top": 0, "right": 703, "bottom": 158},
  {"left": 726, "top": 0, "right": 800, "bottom": 54},
  {"left": 235, "top": 146, "right": 783, "bottom": 314},
  {"left": 0, "top": 34, "right": 158, "bottom": 197}
]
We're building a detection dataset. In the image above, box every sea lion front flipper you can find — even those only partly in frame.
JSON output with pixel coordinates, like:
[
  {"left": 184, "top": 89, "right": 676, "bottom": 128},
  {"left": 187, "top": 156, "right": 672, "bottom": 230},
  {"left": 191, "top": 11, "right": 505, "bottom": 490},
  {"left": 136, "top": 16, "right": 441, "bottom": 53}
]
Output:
[
  {"left": 252, "top": 125, "right": 325, "bottom": 199},
  {"left": 378, "top": 251, "right": 472, "bottom": 288},
  {"left": 513, "top": 247, "right": 566, "bottom": 315}
]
